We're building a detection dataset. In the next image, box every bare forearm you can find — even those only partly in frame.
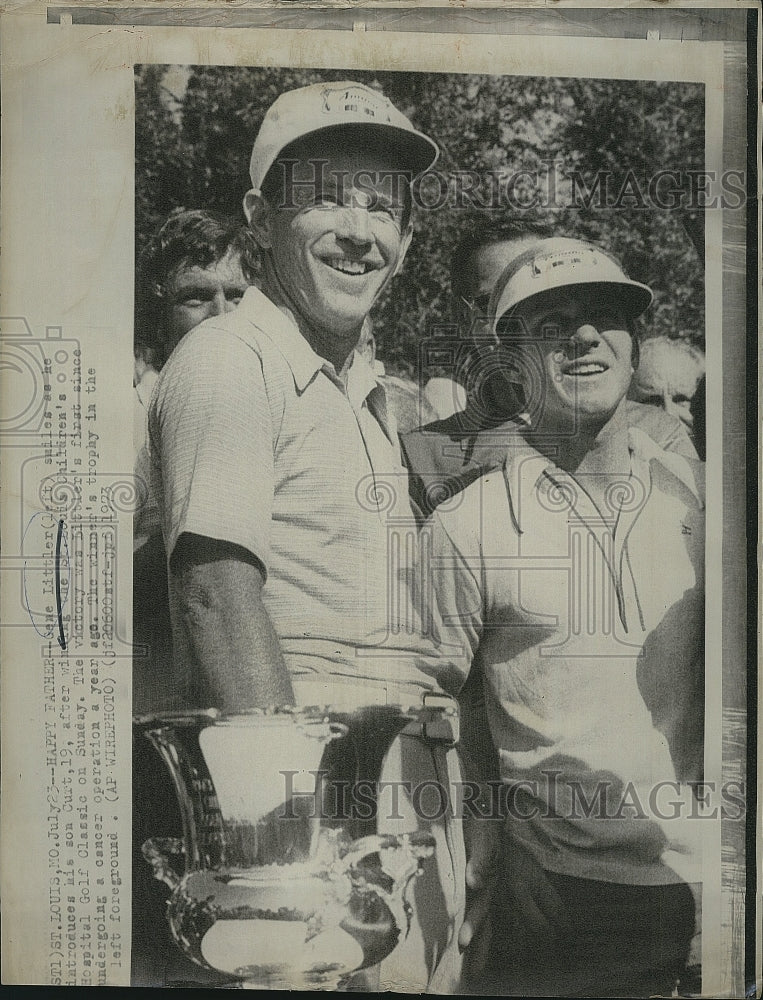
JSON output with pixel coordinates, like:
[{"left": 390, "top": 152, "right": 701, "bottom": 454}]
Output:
[
  {"left": 183, "top": 583, "right": 294, "bottom": 711},
  {"left": 174, "top": 536, "right": 295, "bottom": 711}
]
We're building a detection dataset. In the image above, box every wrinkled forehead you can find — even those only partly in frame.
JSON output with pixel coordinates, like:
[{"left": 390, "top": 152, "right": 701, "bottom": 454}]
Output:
[{"left": 168, "top": 248, "right": 247, "bottom": 291}]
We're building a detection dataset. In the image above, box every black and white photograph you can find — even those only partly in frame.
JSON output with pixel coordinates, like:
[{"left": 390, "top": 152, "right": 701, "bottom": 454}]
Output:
[
  {"left": 0, "top": 6, "right": 756, "bottom": 996},
  {"left": 130, "top": 52, "right": 723, "bottom": 996}
]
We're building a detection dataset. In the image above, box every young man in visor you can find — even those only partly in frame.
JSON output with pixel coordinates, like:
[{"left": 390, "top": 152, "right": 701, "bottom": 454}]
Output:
[{"left": 429, "top": 237, "right": 705, "bottom": 997}]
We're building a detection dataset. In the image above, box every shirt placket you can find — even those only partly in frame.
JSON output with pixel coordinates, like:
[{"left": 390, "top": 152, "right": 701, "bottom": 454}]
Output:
[
  {"left": 345, "top": 373, "right": 399, "bottom": 524},
  {"left": 542, "top": 456, "right": 650, "bottom": 640}
]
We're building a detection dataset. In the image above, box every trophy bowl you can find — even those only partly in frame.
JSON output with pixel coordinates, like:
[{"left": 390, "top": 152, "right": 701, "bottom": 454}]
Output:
[{"left": 134, "top": 707, "right": 438, "bottom": 990}]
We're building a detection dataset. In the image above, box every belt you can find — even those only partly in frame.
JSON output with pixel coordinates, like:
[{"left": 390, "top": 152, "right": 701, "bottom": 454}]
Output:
[{"left": 400, "top": 692, "right": 460, "bottom": 746}]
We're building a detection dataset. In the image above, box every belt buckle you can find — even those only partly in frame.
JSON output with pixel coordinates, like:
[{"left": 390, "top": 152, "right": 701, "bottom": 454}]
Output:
[{"left": 420, "top": 691, "right": 460, "bottom": 745}]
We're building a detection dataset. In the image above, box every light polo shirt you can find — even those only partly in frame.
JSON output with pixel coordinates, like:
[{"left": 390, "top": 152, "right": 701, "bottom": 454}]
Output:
[
  {"left": 401, "top": 399, "right": 697, "bottom": 521},
  {"left": 148, "top": 287, "right": 464, "bottom": 709},
  {"left": 429, "top": 427, "right": 705, "bottom": 885}
]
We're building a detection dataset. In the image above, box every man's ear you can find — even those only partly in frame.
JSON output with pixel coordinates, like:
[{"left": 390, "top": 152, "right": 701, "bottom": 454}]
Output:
[
  {"left": 243, "top": 190, "right": 273, "bottom": 250},
  {"left": 391, "top": 223, "right": 414, "bottom": 279}
]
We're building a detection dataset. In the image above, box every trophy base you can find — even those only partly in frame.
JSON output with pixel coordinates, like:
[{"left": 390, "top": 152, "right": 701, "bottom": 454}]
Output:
[
  {"left": 234, "top": 976, "right": 345, "bottom": 991},
  {"left": 166, "top": 974, "right": 350, "bottom": 991}
]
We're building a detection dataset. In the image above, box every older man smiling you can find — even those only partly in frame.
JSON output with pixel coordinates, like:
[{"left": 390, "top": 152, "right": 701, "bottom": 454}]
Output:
[{"left": 147, "top": 81, "right": 491, "bottom": 992}]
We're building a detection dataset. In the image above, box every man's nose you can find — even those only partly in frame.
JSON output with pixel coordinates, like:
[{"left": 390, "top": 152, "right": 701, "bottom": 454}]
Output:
[
  {"left": 569, "top": 323, "right": 601, "bottom": 348},
  {"left": 664, "top": 392, "right": 694, "bottom": 428},
  {"left": 209, "top": 290, "right": 230, "bottom": 317},
  {"left": 335, "top": 205, "right": 373, "bottom": 244}
]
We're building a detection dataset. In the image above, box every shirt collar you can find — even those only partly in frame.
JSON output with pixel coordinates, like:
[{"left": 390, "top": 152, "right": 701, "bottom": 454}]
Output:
[
  {"left": 346, "top": 350, "right": 397, "bottom": 445},
  {"left": 238, "top": 286, "right": 325, "bottom": 392},
  {"left": 238, "top": 288, "right": 396, "bottom": 443},
  {"left": 502, "top": 423, "right": 705, "bottom": 536},
  {"left": 501, "top": 442, "right": 553, "bottom": 535},
  {"left": 626, "top": 425, "right": 705, "bottom": 509}
]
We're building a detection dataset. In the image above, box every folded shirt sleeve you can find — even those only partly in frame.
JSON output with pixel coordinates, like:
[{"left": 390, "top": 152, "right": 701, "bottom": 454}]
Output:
[{"left": 149, "top": 324, "right": 275, "bottom": 574}]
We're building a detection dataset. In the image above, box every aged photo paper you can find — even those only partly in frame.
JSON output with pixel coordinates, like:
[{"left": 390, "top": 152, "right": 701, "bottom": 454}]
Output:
[{"left": 1, "top": 3, "right": 757, "bottom": 994}]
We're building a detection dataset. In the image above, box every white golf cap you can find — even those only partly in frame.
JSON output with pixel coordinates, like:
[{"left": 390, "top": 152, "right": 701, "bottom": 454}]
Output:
[
  {"left": 491, "top": 237, "right": 653, "bottom": 332},
  {"left": 248, "top": 81, "right": 439, "bottom": 194}
]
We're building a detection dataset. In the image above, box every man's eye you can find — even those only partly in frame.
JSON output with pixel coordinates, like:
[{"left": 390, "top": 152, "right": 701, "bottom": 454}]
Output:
[
  {"left": 593, "top": 311, "right": 623, "bottom": 328},
  {"left": 226, "top": 292, "right": 245, "bottom": 304},
  {"left": 539, "top": 318, "right": 566, "bottom": 338},
  {"left": 372, "top": 204, "right": 403, "bottom": 225}
]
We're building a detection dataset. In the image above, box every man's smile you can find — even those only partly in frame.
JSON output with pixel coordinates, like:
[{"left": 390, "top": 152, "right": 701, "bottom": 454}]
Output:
[
  {"left": 561, "top": 359, "right": 610, "bottom": 377},
  {"left": 320, "top": 256, "right": 376, "bottom": 276}
]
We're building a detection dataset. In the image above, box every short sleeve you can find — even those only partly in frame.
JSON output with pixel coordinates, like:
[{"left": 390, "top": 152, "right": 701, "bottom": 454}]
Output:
[
  {"left": 426, "top": 504, "right": 484, "bottom": 668},
  {"left": 149, "top": 324, "right": 275, "bottom": 571}
]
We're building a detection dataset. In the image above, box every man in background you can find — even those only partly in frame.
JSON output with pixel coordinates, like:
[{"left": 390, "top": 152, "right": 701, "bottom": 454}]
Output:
[
  {"left": 135, "top": 208, "right": 256, "bottom": 365},
  {"left": 132, "top": 210, "right": 256, "bottom": 986},
  {"left": 402, "top": 217, "right": 698, "bottom": 518},
  {"left": 133, "top": 209, "right": 255, "bottom": 698},
  {"left": 629, "top": 334, "right": 705, "bottom": 439},
  {"left": 133, "top": 209, "right": 255, "bottom": 546}
]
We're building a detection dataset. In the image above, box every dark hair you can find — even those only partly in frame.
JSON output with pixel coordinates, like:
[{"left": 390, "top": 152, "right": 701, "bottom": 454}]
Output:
[
  {"left": 449, "top": 215, "right": 555, "bottom": 302},
  {"left": 135, "top": 209, "right": 258, "bottom": 366},
  {"left": 259, "top": 127, "right": 414, "bottom": 231}
]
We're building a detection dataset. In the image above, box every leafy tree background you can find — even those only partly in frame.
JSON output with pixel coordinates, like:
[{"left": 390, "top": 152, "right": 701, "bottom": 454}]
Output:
[{"left": 136, "top": 65, "right": 705, "bottom": 378}]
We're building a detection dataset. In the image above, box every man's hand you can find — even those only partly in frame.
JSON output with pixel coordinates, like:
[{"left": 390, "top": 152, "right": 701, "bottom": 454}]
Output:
[
  {"left": 459, "top": 813, "right": 498, "bottom": 948},
  {"left": 459, "top": 819, "right": 573, "bottom": 983},
  {"left": 458, "top": 808, "right": 500, "bottom": 980}
]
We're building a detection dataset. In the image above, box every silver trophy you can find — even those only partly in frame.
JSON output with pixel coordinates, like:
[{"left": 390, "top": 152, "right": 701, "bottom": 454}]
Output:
[{"left": 135, "top": 705, "right": 451, "bottom": 989}]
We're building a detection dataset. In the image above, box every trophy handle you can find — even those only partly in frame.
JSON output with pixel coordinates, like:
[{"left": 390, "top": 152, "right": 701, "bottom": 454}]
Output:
[
  {"left": 142, "top": 836, "right": 185, "bottom": 891},
  {"left": 340, "top": 832, "right": 436, "bottom": 940},
  {"left": 340, "top": 832, "right": 435, "bottom": 872}
]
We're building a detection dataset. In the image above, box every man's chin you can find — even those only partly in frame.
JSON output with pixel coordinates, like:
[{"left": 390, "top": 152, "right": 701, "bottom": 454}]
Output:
[
  {"left": 540, "top": 391, "right": 623, "bottom": 425},
  {"left": 572, "top": 396, "right": 631, "bottom": 430},
  {"left": 309, "top": 308, "right": 373, "bottom": 343},
  {"left": 317, "top": 294, "right": 382, "bottom": 328}
]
